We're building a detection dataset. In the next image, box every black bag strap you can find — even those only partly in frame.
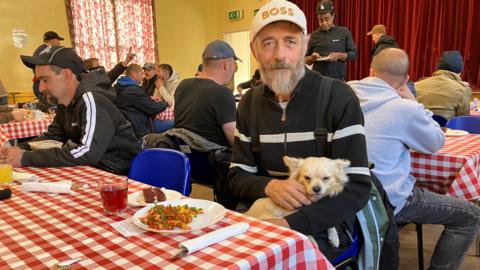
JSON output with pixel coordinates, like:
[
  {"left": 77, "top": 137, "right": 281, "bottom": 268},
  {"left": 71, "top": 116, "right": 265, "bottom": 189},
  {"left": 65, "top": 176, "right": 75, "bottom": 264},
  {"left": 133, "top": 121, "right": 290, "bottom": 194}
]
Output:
[
  {"left": 250, "top": 86, "right": 263, "bottom": 160},
  {"left": 314, "top": 76, "right": 334, "bottom": 157}
]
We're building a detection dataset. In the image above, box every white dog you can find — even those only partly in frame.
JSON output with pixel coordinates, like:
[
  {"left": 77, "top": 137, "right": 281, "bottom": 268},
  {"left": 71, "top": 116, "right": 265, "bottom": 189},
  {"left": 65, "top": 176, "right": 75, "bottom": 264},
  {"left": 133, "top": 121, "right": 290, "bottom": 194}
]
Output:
[{"left": 244, "top": 156, "right": 350, "bottom": 247}]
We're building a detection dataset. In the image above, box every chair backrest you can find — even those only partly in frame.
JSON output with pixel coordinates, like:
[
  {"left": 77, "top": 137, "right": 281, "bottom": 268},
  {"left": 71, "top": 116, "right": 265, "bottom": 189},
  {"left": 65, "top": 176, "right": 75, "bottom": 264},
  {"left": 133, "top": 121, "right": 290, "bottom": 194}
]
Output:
[
  {"left": 446, "top": 116, "right": 480, "bottom": 134},
  {"left": 128, "top": 148, "right": 191, "bottom": 195},
  {"left": 432, "top": 114, "right": 448, "bottom": 127},
  {"left": 172, "top": 137, "right": 216, "bottom": 186},
  {"left": 331, "top": 225, "right": 360, "bottom": 268}
]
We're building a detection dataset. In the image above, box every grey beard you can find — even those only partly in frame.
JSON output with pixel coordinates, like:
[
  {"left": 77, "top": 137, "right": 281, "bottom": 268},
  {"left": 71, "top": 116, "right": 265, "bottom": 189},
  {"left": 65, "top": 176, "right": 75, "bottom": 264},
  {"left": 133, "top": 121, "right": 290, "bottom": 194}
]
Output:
[{"left": 259, "top": 59, "right": 305, "bottom": 96}]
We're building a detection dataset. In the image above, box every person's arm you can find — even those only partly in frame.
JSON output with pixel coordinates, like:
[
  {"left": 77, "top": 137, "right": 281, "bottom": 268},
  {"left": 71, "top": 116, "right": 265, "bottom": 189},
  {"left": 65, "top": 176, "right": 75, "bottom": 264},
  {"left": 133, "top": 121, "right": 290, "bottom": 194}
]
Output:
[
  {"left": 21, "top": 93, "right": 116, "bottom": 167},
  {"left": 107, "top": 63, "right": 127, "bottom": 83},
  {"left": 285, "top": 82, "right": 371, "bottom": 235},
  {"left": 305, "top": 34, "right": 320, "bottom": 65},
  {"left": 457, "top": 86, "right": 472, "bottom": 117},
  {"left": 344, "top": 29, "right": 358, "bottom": 61},
  {"left": 228, "top": 92, "right": 274, "bottom": 203},
  {"left": 125, "top": 87, "right": 167, "bottom": 115},
  {"left": 222, "top": 121, "right": 235, "bottom": 148},
  {"left": 403, "top": 104, "right": 445, "bottom": 154}
]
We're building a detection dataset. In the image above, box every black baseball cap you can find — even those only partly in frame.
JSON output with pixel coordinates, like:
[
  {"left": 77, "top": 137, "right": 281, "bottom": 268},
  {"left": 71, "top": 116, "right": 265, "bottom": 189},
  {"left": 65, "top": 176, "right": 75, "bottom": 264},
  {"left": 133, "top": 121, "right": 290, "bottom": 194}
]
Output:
[
  {"left": 20, "top": 46, "right": 85, "bottom": 79},
  {"left": 43, "top": 31, "right": 64, "bottom": 41},
  {"left": 202, "top": 40, "right": 242, "bottom": 62}
]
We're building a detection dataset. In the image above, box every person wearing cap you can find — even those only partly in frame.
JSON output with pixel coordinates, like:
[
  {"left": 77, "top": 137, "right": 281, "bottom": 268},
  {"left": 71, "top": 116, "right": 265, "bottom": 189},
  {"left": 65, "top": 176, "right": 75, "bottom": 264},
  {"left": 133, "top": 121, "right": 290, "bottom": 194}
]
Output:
[
  {"left": 32, "top": 31, "right": 65, "bottom": 111},
  {"left": 174, "top": 39, "right": 238, "bottom": 148},
  {"left": 0, "top": 46, "right": 141, "bottom": 175},
  {"left": 114, "top": 64, "right": 167, "bottom": 138},
  {"left": 228, "top": 0, "right": 372, "bottom": 262},
  {"left": 367, "top": 24, "right": 399, "bottom": 57},
  {"left": 349, "top": 48, "right": 480, "bottom": 270},
  {"left": 305, "top": 0, "right": 357, "bottom": 80},
  {"left": 84, "top": 47, "right": 136, "bottom": 83},
  {"left": 415, "top": 51, "right": 472, "bottom": 120},
  {"left": 33, "top": 31, "right": 64, "bottom": 57},
  {"left": 141, "top": 62, "right": 158, "bottom": 96}
]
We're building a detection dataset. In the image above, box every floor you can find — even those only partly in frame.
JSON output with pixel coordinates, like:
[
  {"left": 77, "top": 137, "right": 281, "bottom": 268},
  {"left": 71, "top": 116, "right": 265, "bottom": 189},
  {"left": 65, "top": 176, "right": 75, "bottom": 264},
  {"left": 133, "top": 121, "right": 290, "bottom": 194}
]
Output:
[{"left": 190, "top": 183, "right": 480, "bottom": 270}]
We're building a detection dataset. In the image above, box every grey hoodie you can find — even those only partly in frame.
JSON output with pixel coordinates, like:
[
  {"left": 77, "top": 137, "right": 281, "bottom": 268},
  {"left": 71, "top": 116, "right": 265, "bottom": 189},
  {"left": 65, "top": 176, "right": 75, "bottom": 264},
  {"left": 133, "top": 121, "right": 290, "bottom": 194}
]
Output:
[
  {"left": 21, "top": 69, "right": 141, "bottom": 175},
  {"left": 349, "top": 77, "right": 444, "bottom": 213}
]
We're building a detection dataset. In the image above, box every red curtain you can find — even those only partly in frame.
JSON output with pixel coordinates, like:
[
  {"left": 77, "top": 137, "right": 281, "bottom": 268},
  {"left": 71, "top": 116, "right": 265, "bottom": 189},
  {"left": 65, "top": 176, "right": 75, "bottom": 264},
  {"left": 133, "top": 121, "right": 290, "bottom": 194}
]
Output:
[{"left": 290, "top": 0, "right": 480, "bottom": 89}]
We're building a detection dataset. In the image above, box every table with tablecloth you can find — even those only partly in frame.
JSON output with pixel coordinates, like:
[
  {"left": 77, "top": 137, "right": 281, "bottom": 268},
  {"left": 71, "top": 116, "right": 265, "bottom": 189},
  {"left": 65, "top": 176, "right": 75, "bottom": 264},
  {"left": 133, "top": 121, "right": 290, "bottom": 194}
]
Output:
[
  {"left": 0, "top": 118, "right": 51, "bottom": 145},
  {"left": 156, "top": 106, "right": 174, "bottom": 121},
  {"left": 0, "top": 166, "right": 333, "bottom": 269},
  {"left": 411, "top": 134, "right": 480, "bottom": 200}
]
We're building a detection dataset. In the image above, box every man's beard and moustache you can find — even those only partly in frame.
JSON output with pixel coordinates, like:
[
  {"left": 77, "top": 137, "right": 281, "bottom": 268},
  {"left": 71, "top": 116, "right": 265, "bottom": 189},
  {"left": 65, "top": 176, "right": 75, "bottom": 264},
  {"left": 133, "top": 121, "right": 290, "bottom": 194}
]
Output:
[
  {"left": 43, "top": 92, "right": 59, "bottom": 105},
  {"left": 259, "top": 57, "right": 305, "bottom": 96}
]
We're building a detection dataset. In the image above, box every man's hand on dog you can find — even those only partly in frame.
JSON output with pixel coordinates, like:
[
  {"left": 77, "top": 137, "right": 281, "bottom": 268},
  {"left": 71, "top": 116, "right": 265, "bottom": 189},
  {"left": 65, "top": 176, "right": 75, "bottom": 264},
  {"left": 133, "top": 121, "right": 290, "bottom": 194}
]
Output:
[{"left": 265, "top": 179, "right": 315, "bottom": 210}]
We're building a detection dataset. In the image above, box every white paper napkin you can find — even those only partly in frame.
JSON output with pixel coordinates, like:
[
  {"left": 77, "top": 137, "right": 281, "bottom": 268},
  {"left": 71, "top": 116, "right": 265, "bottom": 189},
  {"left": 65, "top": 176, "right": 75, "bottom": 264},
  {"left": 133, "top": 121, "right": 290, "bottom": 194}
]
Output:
[
  {"left": 13, "top": 172, "right": 39, "bottom": 183},
  {"left": 178, "top": 222, "right": 249, "bottom": 256},
  {"left": 21, "top": 180, "right": 72, "bottom": 194}
]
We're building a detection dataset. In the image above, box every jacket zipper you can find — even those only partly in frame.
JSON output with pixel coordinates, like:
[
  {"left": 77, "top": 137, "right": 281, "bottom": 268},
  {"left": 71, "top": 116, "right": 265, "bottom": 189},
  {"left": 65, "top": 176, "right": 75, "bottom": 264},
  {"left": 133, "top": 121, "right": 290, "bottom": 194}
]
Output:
[{"left": 281, "top": 107, "right": 287, "bottom": 152}]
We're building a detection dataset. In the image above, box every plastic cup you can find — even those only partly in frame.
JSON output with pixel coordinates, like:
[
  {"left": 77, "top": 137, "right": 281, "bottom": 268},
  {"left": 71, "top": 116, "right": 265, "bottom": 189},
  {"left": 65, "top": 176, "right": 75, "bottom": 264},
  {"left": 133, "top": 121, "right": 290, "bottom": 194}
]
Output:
[
  {"left": 0, "top": 164, "right": 13, "bottom": 184},
  {"left": 99, "top": 177, "right": 128, "bottom": 216}
]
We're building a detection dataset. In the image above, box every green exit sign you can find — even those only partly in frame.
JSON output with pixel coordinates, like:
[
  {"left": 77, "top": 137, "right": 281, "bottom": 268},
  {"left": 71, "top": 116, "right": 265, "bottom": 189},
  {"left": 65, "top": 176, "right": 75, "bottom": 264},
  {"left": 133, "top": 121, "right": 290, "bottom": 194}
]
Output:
[{"left": 228, "top": 10, "right": 244, "bottom": 21}]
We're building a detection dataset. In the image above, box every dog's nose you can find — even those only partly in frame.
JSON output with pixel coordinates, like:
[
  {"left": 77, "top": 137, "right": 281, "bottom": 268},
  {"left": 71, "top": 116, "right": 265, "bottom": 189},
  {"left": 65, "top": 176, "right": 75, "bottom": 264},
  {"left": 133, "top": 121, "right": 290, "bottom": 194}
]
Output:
[{"left": 312, "top": 186, "right": 321, "bottom": 193}]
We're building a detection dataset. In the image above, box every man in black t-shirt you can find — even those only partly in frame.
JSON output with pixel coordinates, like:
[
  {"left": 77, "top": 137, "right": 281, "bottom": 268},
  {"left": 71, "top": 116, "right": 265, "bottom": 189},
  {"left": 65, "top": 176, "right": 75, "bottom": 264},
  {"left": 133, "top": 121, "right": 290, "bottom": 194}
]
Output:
[{"left": 174, "top": 40, "right": 239, "bottom": 147}]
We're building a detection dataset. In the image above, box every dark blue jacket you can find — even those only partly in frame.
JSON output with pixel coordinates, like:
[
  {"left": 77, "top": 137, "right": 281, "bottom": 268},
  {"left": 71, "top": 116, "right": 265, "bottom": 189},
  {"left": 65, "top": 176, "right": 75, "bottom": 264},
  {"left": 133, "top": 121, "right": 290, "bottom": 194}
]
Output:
[{"left": 114, "top": 76, "right": 167, "bottom": 138}]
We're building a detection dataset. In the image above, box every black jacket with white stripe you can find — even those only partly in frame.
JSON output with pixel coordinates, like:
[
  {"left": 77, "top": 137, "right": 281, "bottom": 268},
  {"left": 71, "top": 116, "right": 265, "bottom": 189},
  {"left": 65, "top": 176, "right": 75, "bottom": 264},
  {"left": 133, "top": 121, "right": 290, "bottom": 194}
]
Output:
[
  {"left": 21, "top": 69, "right": 141, "bottom": 175},
  {"left": 228, "top": 70, "right": 371, "bottom": 238}
]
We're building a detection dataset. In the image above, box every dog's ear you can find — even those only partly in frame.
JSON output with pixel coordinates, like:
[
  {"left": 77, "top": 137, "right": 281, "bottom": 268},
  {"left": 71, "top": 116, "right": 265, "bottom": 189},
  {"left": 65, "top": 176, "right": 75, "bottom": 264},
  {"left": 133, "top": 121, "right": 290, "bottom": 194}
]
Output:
[
  {"left": 283, "top": 156, "right": 302, "bottom": 172},
  {"left": 335, "top": 159, "right": 351, "bottom": 171}
]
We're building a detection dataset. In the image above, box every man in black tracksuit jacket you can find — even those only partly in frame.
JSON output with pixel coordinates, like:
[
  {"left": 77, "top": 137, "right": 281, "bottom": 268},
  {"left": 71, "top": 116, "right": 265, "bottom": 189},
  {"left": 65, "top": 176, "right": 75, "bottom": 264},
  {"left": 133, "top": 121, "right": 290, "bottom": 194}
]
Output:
[
  {"left": 228, "top": 0, "right": 371, "bottom": 261},
  {"left": 6, "top": 46, "right": 141, "bottom": 175}
]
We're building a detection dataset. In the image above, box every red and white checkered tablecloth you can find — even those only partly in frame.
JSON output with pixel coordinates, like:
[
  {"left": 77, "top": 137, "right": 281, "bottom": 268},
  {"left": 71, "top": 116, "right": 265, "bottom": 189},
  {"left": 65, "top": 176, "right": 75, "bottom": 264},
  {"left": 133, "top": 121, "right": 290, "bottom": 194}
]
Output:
[
  {"left": 0, "top": 166, "right": 334, "bottom": 270},
  {"left": 0, "top": 118, "right": 51, "bottom": 142},
  {"left": 411, "top": 134, "right": 480, "bottom": 200},
  {"left": 156, "top": 106, "right": 174, "bottom": 121},
  {"left": 0, "top": 127, "right": 10, "bottom": 145}
]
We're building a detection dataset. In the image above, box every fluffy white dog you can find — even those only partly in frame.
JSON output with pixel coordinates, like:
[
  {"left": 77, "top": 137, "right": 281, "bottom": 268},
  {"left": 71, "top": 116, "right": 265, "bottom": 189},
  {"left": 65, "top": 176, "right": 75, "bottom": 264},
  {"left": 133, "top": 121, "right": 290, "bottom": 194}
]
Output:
[{"left": 245, "top": 156, "right": 350, "bottom": 247}]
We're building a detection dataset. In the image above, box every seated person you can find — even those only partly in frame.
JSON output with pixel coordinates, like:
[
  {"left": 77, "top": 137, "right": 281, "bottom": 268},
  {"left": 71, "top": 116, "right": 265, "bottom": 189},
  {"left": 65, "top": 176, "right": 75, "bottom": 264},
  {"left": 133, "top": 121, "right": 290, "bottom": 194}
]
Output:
[
  {"left": 0, "top": 105, "right": 25, "bottom": 123},
  {"left": 154, "top": 63, "right": 181, "bottom": 106},
  {"left": 174, "top": 40, "right": 237, "bottom": 148},
  {"left": 114, "top": 64, "right": 167, "bottom": 138},
  {"left": 0, "top": 46, "right": 141, "bottom": 175},
  {"left": 152, "top": 64, "right": 181, "bottom": 133},
  {"left": 83, "top": 47, "right": 136, "bottom": 83},
  {"left": 236, "top": 69, "right": 261, "bottom": 96},
  {"left": 349, "top": 48, "right": 480, "bottom": 270},
  {"left": 0, "top": 79, "right": 9, "bottom": 105},
  {"left": 229, "top": 0, "right": 371, "bottom": 260},
  {"left": 141, "top": 63, "right": 157, "bottom": 96},
  {"left": 415, "top": 51, "right": 472, "bottom": 120}
]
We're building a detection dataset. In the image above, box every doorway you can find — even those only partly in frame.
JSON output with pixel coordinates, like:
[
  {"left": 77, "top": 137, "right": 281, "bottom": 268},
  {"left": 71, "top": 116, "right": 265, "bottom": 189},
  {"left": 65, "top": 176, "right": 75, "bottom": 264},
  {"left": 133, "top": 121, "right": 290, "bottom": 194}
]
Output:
[{"left": 224, "top": 31, "right": 251, "bottom": 94}]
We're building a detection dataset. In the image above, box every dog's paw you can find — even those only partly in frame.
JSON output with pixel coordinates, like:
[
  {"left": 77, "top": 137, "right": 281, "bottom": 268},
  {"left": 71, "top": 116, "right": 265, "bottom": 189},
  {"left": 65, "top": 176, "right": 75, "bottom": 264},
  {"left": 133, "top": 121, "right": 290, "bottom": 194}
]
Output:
[{"left": 327, "top": 227, "right": 340, "bottom": 248}]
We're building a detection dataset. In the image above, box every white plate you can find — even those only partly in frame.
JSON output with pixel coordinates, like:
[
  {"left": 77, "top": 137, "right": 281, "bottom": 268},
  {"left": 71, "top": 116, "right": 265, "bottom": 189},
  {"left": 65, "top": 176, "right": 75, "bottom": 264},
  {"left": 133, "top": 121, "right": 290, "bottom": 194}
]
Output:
[
  {"left": 445, "top": 129, "right": 469, "bottom": 137},
  {"left": 131, "top": 199, "right": 226, "bottom": 233},
  {"left": 28, "top": 140, "right": 63, "bottom": 150},
  {"left": 128, "top": 188, "right": 183, "bottom": 207}
]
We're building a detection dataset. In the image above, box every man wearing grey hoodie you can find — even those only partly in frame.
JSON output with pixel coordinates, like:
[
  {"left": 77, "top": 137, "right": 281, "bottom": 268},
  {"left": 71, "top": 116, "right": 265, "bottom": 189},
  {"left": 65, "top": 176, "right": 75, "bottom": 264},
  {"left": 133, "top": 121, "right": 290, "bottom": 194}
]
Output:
[{"left": 349, "top": 48, "right": 480, "bottom": 270}]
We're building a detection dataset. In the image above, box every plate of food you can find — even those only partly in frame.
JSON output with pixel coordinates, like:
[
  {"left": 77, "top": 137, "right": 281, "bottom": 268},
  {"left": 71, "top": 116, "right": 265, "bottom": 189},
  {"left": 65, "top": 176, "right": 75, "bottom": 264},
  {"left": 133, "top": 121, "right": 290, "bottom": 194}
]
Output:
[
  {"left": 128, "top": 187, "right": 183, "bottom": 207},
  {"left": 28, "top": 140, "right": 63, "bottom": 150},
  {"left": 131, "top": 198, "right": 226, "bottom": 233},
  {"left": 445, "top": 128, "right": 469, "bottom": 137}
]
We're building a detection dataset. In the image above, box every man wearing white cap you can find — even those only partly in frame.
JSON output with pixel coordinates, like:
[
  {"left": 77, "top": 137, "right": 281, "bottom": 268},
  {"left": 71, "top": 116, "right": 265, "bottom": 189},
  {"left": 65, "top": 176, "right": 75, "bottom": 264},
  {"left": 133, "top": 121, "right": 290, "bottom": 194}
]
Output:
[{"left": 228, "top": 0, "right": 371, "bottom": 261}]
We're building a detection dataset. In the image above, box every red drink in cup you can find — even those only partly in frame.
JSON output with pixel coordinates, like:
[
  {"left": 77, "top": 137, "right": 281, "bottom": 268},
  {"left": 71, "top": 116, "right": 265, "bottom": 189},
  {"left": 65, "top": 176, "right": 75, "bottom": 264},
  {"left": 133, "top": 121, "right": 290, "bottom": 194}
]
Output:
[{"left": 99, "top": 177, "right": 128, "bottom": 216}]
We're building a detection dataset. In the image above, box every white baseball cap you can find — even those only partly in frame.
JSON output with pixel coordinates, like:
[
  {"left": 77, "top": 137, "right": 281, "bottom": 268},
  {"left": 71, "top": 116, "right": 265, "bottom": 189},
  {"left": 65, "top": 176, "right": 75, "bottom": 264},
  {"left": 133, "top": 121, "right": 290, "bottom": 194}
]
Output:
[{"left": 250, "top": 0, "right": 307, "bottom": 41}]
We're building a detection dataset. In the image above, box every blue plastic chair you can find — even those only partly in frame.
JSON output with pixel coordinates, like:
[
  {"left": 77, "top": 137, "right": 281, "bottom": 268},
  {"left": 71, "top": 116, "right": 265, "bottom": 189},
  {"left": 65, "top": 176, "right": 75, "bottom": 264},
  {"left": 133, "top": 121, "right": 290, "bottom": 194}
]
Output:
[
  {"left": 128, "top": 148, "right": 191, "bottom": 195},
  {"left": 446, "top": 116, "right": 480, "bottom": 134},
  {"left": 331, "top": 225, "right": 360, "bottom": 268},
  {"left": 432, "top": 114, "right": 448, "bottom": 127}
]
